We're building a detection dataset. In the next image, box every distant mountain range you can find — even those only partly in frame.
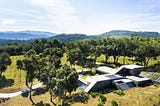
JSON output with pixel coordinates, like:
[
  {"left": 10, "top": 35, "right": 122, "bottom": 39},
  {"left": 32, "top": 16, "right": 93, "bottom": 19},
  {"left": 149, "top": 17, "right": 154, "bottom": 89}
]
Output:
[
  {"left": 99, "top": 30, "right": 160, "bottom": 38},
  {"left": 50, "top": 30, "right": 160, "bottom": 42},
  {"left": 0, "top": 30, "right": 56, "bottom": 40},
  {"left": 0, "top": 30, "right": 160, "bottom": 45}
]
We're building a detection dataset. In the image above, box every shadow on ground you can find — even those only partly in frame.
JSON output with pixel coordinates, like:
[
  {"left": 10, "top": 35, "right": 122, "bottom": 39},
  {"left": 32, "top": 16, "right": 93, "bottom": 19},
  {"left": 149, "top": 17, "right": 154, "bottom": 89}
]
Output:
[
  {"left": 0, "top": 75, "right": 14, "bottom": 89},
  {"left": 32, "top": 87, "right": 48, "bottom": 96}
]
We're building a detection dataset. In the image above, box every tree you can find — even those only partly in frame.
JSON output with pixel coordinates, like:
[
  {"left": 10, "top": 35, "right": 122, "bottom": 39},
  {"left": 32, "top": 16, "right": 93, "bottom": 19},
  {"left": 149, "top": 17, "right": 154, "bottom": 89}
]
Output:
[
  {"left": 0, "top": 52, "right": 11, "bottom": 77},
  {"left": 39, "top": 64, "right": 57, "bottom": 105},
  {"left": 134, "top": 41, "right": 158, "bottom": 67},
  {"left": 16, "top": 60, "right": 23, "bottom": 87},
  {"left": 67, "top": 48, "right": 81, "bottom": 67},
  {"left": 90, "top": 46, "right": 103, "bottom": 66},
  {"left": 56, "top": 64, "right": 78, "bottom": 106},
  {"left": 23, "top": 49, "right": 41, "bottom": 105}
]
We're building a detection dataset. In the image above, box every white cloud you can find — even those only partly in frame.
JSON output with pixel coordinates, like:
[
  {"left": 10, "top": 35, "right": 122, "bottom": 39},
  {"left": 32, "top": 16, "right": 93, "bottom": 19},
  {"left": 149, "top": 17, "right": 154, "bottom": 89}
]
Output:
[
  {"left": 26, "top": 0, "right": 82, "bottom": 33},
  {"left": 2, "top": 19, "right": 16, "bottom": 25}
]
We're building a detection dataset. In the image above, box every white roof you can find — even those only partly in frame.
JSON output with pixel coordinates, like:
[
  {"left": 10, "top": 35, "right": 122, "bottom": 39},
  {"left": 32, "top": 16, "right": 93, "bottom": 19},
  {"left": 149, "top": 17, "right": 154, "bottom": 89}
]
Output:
[
  {"left": 121, "top": 65, "right": 144, "bottom": 70},
  {"left": 96, "top": 66, "right": 117, "bottom": 74},
  {"left": 126, "top": 76, "right": 150, "bottom": 82},
  {"left": 86, "top": 74, "right": 123, "bottom": 83},
  {"left": 96, "top": 65, "right": 144, "bottom": 75},
  {"left": 113, "top": 78, "right": 133, "bottom": 83}
]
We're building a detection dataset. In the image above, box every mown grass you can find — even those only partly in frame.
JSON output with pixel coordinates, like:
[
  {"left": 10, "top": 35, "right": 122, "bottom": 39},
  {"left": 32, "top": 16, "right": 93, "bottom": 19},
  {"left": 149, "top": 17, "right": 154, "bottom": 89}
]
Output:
[
  {"left": 1, "top": 56, "right": 38, "bottom": 92},
  {"left": 61, "top": 53, "right": 82, "bottom": 70},
  {"left": 97, "top": 55, "right": 160, "bottom": 67},
  {"left": 1, "top": 56, "right": 26, "bottom": 91}
]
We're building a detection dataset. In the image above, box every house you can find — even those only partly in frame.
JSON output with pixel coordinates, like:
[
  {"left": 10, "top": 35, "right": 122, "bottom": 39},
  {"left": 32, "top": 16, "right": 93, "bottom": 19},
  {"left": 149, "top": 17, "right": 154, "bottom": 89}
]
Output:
[
  {"left": 126, "top": 76, "right": 152, "bottom": 86},
  {"left": 113, "top": 79, "right": 135, "bottom": 90},
  {"left": 83, "top": 74, "right": 123, "bottom": 93},
  {"left": 78, "top": 64, "right": 152, "bottom": 93},
  {"left": 96, "top": 65, "right": 144, "bottom": 76}
]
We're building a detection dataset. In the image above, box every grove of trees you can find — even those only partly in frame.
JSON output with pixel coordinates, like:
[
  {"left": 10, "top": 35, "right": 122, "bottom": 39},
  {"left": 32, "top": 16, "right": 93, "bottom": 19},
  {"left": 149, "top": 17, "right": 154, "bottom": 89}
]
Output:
[
  {"left": 66, "top": 37, "right": 160, "bottom": 68},
  {"left": 1, "top": 37, "right": 160, "bottom": 105}
]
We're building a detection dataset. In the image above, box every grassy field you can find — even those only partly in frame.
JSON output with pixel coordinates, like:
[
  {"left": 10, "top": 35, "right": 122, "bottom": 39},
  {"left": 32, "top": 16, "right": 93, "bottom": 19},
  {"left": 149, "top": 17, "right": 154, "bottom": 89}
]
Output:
[
  {"left": 1, "top": 54, "right": 160, "bottom": 106},
  {"left": 5, "top": 85, "right": 160, "bottom": 106},
  {"left": 0, "top": 56, "right": 26, "bottom": 92},
  {"left": 97, "top": 55, "right": 160, "bottom": 67}
]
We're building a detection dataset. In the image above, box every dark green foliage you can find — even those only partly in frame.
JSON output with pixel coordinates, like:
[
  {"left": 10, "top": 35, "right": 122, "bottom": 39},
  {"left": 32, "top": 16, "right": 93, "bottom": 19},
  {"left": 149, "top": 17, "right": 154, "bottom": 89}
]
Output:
[
  {"left": 97, "top": 102, "right": 104, "bottom": 106},
  {"left": 16, "top": 60, "right": 23, "bottom": 70},
  {"left": 111, "top": 100, "right": 118, "bottom": 106},
  {"left": 113, "top": 90, "right": 125, "bottom": 96},
  {"left": 50, "top": 34, "right": 90, "bottom": 42},
  {"left": 99, "top": 94, "right": 107, "bottom": 104},
  {"left": 90, "top": 92, "right": 100, "bottom": 98},
  {"left": 90, "top": 92, "right": 106, "bottom": 105},
  {"left": 0, "top": 52, "right": 11, "bottom": 76}
]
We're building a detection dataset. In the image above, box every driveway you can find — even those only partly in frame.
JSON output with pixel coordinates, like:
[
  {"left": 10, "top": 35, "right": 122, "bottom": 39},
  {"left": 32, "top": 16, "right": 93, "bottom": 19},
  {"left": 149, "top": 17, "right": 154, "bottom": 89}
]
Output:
[{"left": 0, "top": 82, "right": 43, "bottom": 98}]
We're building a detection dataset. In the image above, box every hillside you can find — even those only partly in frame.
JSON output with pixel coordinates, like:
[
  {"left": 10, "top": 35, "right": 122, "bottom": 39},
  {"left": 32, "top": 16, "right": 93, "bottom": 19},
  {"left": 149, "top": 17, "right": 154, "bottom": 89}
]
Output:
[
  {"left": 49, "top": 33, "right": 91, "bottom": 42},
  {"left": 0, "top": 31, "right": 56, "bottom": 40},
  {"left": 0, "top": 30, "right": 160, "bottom": 45},
  {"left": 99, "top": 30, "right": 160, "bottom": 38}
]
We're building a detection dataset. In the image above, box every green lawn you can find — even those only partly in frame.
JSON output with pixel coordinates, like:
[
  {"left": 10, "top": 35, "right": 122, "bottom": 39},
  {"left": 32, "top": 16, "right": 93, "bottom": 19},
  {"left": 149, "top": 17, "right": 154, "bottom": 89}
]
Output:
[
  {"left": 1, "top": 56, "right": 26, "bottom": 91},
  {"left": 97, "top": 54, "right": 160, "bottom": 67}
]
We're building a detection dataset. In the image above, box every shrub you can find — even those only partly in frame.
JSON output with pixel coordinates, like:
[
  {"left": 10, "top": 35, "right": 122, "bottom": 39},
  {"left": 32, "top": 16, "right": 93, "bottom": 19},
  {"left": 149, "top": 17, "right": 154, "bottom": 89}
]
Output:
[
  {"left": 97, "top": 102, "right": 104, "bottom": 106},
  {"left": 111, "top": 100, "right": 118, "bottom": 106},
  {"left": 90, "top": 92, "right": 100, "bottom": 98},
  {"left": 113, "top": 90, "right": 125, "bottom": 96},
  {"left": 99, "top": 94, "right": 107, "bottom": 104},
  {"left": 91, "top": 68, "right": 96, "bottom": 75}
]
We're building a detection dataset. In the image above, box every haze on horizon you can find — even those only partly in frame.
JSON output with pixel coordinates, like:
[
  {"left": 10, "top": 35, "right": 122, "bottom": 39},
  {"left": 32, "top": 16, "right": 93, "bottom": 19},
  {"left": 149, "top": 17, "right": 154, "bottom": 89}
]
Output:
[{"left": 0, "top": 0, "right": 160, "bottom": 35}]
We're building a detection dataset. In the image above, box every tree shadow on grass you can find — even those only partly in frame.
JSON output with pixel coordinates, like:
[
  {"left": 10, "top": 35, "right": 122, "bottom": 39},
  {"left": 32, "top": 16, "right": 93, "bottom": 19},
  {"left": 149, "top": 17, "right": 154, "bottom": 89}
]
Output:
[
  {"left": 68, "top": 92, "right": 89, "bottom": 104},
  {"left": 0, "top": 75, "right": 14, "bottom": 89},
  {"left": 35, "top": 101, "right": 51, "bottom": 106},
  {"left": 32, "top": 87, "right": 48, "bottom": 96}
]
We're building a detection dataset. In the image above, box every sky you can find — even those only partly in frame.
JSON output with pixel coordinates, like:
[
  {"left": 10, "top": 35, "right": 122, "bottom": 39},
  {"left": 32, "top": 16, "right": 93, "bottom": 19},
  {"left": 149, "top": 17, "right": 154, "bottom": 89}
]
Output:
[{"left": 0, "top": 0, "right": 160, "bottom": 35}]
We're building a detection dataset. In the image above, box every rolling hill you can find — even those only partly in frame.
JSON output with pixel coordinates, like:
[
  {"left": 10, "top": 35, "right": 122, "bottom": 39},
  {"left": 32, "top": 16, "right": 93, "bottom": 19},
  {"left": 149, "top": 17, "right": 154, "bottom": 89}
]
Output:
[
  {"left": 0, "top": 30, "right": 160, "bottom": 45},
  {"left": 0, "top": 31, "right": 56, "bottom": 40},
  {"left": 99, "top": 30, "right": 160, "bottom": 38}
]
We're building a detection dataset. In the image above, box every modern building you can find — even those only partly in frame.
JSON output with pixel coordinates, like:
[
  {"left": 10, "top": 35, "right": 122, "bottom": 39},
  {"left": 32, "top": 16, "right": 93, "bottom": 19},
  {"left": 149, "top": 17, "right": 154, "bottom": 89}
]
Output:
[
  {"left": 84, "top": 74, "right": 123, "bottom": 92},
  {"left": 96, "top": 65, "right": 144, "bottom": 76},
  {"left": 126, "top": 76, "right": 152, "bottom": 86},
  {"left": 79, "top": 64, "right": 152, "bottom": 93}
]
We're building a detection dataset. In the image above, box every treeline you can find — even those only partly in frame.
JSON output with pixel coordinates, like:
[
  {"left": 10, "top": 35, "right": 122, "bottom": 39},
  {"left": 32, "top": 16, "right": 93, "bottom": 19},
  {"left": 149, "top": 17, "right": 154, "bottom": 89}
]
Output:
[
  {"left": 0, "top": 38, "right": 64, "bottom": 56},
  {"left": 66, "top": 37, "right": 160, "bottom": 67},
  {"left": 1, "top": 37, "right": 160, "bottom": 67},
  {"left": 0, "top": 39, "right": 31, "bottom": 46}
]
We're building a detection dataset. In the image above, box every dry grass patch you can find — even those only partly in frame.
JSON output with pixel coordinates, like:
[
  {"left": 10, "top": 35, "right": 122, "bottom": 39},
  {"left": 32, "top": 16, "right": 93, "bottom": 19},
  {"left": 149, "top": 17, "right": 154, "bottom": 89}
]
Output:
[{"left": 4, "top": 85, "right": 160, "bottom": 106}]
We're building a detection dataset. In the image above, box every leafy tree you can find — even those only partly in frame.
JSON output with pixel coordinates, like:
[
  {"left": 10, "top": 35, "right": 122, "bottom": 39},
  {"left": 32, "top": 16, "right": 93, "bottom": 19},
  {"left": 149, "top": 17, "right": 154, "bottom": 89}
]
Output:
[
  {"left": 39, "top": 65, "right": 57, "bottom": 105},
  {"left": 0, "top": 52, "right": 11, "bottom": 77},
  {"left": 56, "top": 64, "right": 78, "bottom": 106},
  {"left": 22, "top": 49, "right": 43, "bottom": 105},
  {"left": 16, "top": 60, "right": 23, "bottom": 87},
  {"left": 67, "top": 48, "right": 81, "bottom": 67}
]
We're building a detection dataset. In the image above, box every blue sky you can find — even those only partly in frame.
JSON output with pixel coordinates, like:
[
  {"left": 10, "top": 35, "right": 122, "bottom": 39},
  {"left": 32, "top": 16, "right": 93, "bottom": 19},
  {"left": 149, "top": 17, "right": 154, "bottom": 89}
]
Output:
[{"left": 0, "top": 0, "right": 160, "bottom": 34}]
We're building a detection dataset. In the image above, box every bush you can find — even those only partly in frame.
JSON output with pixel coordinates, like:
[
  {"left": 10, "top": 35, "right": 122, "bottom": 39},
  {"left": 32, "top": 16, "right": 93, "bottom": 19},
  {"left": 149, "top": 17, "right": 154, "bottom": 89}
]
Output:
[
  {"left": 113, "top": 90, "right": 125, "bottom": 96},
  {"left": 97, "top": 102, "right": 104, "bottom": 106},
  {"left": 111, "top": 100, "right": 118, "bottom": 106},
  {"left": 90, "top": 92, "right": 100, "bottom": 98},
  {"left": 91, "top": 68, "right": 96, "bottom": 75},
  {"left": 72, "top": 92, "right": 89, "bottom": 103},
  {"left": 99, "top": 94, "right": 107, "bottom": 104}
]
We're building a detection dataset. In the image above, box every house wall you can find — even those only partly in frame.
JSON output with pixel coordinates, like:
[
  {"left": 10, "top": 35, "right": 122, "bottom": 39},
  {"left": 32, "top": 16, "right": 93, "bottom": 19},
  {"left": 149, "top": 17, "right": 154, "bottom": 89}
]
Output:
[
  {"left": 131, "top": 68, "right": 142, "bottom": 76},
  {"left": 88, "top": 80, "right": 114, "bottom": 92}
]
